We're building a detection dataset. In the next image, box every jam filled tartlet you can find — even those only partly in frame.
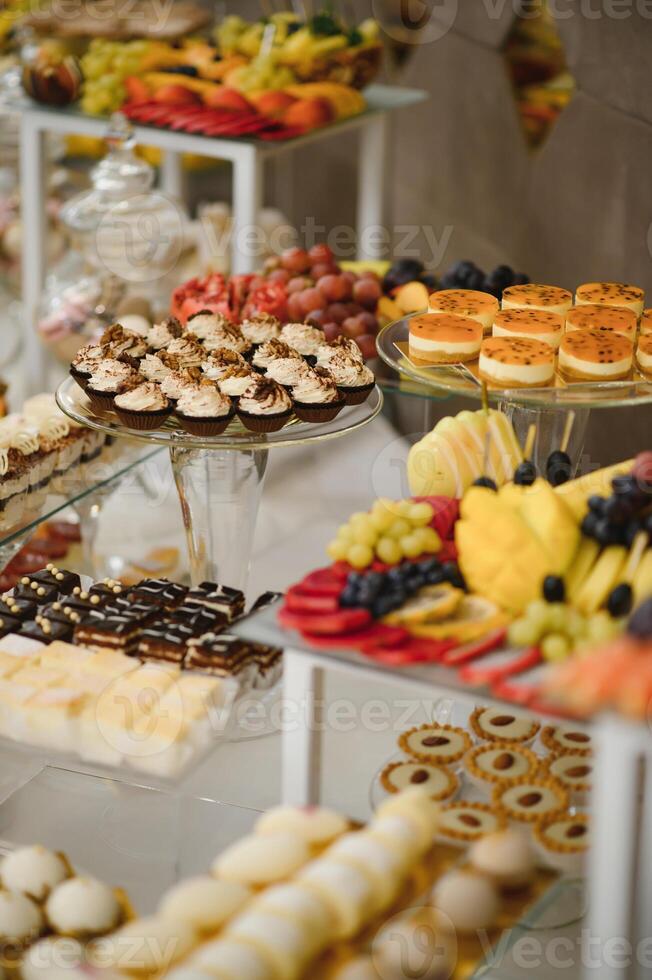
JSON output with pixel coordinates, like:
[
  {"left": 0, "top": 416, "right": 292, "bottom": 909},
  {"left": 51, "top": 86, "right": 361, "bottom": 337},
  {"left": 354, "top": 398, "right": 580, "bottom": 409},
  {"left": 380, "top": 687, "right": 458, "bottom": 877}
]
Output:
[
  {"left": 291, "top": 367, "right": 345, "bottom": 423},
  {"left": 217, "top": 365, "right": 256, "bottom": 399},
  {"left": 147, "top": 315, "right": 183, "bottom": 351},
  {"left": 492, "top": 308, "right": 563, "bottom": 349},
  {"left": 114, "top": 381, "right": 172, "bottom": 431},
  {"left": 380, "top": 760, "right": 458, "bottom": 801},
  {"left": 501, "top": 284, "right": 573, "bottom": 317},
  {"left": 428, "top": 288, "right": 499, "bottom": 334},
  {"left": 558, "top": 328, "right": 633, "bottom": 381},
  {"left": 408, "top": 313, "right": 483, "bottom": 364},
  {"left": 636, "top": 334, "right": 652, "bottom": 377},
  {"left": 201, "top": 348, "right": 248, "bottom": 381},
  {"left": 398, "top": 723, "right": 471, "bottom": 764},
  {"left": 566, "top": 303, "right": 637, "bottom": 341},
  {"left": 479, "top": 336, "right": 555, "bottom": 388},
  {"left": 544, "top": 753, "right": 593, "bottom": 803},
  {"left": 252, "top": 339, "right": 301, "bottom": 372},
  {"left": 279, "top": 322, "right": 325, "bottom": 361},
  {"left": 174, "top": 381, "right": 234, "bottom": 436},
  {"left": 325, "top": 352, "right": 375, "bottom": 404},
  {"left": 540, "top": 724, "right": 592, "bottom": 756},
  {"left": 240, "top": 312, "right": 282, "bottom": 347},
  {"left": 86, "top": 359, "right": 140, "bottom": 411},
  {"left": 575, "top": 281, "right": 645, "bottom": 316},
  {"left": 237, "top": 377, "right": 293, "bottom": 433}
]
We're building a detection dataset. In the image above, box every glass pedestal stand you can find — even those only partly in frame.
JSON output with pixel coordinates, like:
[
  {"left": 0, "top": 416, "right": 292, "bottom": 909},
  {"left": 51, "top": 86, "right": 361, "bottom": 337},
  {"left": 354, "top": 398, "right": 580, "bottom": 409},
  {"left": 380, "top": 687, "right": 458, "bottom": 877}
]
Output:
[
  {"left": 498, "top": 401, "right": 591, "bottom": 475},
  {"left": 56, "top": 377, "right": 384, "bottom": 594}
]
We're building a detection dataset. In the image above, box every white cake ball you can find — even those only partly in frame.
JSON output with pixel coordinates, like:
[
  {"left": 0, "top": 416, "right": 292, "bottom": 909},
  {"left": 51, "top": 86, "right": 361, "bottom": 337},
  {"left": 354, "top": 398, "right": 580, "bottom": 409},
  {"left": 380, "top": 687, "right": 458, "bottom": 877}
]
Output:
[
  {"left": 158, "top": 876, "right": 250, "bottom": 933},
  {"left": 0, "top": 846, "right": 69, "bottom": 901},
  {"left": 255, "top": 805, "right": 348, "bottom": 845},
  {"left": 45, "top": 877, "right": 121, "bottom": 937},
  {"left": 373, "top": 908, "right": 457, "bottom": 980},
  {"left": 431, "top": 870, "right": 500, "bottom": 933},
  {"left": 20, "top": 935, "right": 84, "bottom": 979},
  {"left": 0, "top": 889, "right": 44, "bottom": 944},
  {"left": 469, "top": 829, "right": 536, "bottom": 889}
]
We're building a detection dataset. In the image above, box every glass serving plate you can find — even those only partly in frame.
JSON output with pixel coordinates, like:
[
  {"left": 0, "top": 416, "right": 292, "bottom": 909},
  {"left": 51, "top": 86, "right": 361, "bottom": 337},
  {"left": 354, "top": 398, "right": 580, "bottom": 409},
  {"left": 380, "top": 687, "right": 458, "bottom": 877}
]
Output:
[{"left": 377, "top": 316, "right": 652, "bottom": 410}]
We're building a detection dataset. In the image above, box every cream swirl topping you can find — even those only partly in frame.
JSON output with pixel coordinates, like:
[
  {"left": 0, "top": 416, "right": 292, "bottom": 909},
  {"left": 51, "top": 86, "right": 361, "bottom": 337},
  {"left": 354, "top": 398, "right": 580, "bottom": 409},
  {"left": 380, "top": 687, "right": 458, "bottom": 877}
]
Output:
[
  {"left": 166, "top": 337, "right": 204, "bottom": 368},
  {"left": 238, "top": 378, "right": 292, "bottom": 416},
  {"left": 292, "top": 369, "right": 340, "bottom": 404},
  {"left": 280, "top": 322, "right": 325, "bottom": 356},
  {"left": 160, "top": 369, "right": 202, "bottom": 401},
  {"left": 316, "top": 336, "right": 364, "bottom": 368},
  {"left": 252, "top": 339, "right": 301, "bottom": 369},
  {"left": 88, "top": 360, "right": 135, "bottom": 393},
  {"left": 265, "top": 357, "right": 311, "bottom": 386},
  {"left": 327, "top": 357, "right": 374, "bottom": 387},
  {"left": 202, "top": 325, "right": 250, "bottom": 355},
  {"left": 240, "top": 313, "right": 282, "bottom": 345},
  {"left": 72, "top": 343, "right": 106, "bottom": 373},
  {"left": 0, "top": 448, "right": 8, "bottom": 476},
  {"left": 201, "top": 348, "right": 247, "bottom": 380},
  {"left": 177, "top": 384, "right": 232, "bottom": 418},
  {"left": 114, "top": 382, "right": 168, "bottom": 412},
  {"left": 38, "top": 416, "right": 70, "bottom": 441},
  {"left": 217, "top": 366, "right": 255, "bottom": 397},
  {"left": 186, "top": 311, "right": 231, "bottom": 340},
  {"left": 140, "top": 353, "right": 175, "bottom": 383},
  {"left": 147, "top": 316, "right": 183, "bottom": 350}
]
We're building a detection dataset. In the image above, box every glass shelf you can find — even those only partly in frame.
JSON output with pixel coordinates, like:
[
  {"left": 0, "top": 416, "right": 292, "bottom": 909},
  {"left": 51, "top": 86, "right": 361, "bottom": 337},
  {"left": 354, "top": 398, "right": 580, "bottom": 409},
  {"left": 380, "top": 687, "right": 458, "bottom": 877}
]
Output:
[{"left": 377, "top": 317, "right": 652, "bottom": 409}]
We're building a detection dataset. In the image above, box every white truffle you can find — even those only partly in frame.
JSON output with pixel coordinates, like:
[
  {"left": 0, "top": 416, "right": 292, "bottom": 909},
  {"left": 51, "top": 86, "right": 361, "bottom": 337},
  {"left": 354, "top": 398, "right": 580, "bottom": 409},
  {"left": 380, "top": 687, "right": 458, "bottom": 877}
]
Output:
[
  {"left": 375, "top": 787, "right": 441, "bottom": 852},
  {"left": 212, "top": 833, "right": 309, "bottom": 886},
  {"left": 158, "top": 876, "right": 250, "bottom": 933},
  {"left": 192, "top": 937, "right": 275, "bottom": 980},
  {"left": 106, "top": 916, "right": 196, "bottom": 973},
  {"left": 0, "top": 846, "right": 68, "bottom": 901},
  {"left": 20, "top": 936, "right": 84, "bottom": 979},
  {"left": 255, "top": 805, "right": 348, "bottom": 845},
  {"left": 374, "top": 908, "right": 456, "bottom": 980},
  {"left": 0, "top": 889, "right": 43, "bottom": 944},
  {"left": 469, "top": 829, "right": 536, "bottom": 889},
  {"left": 45, "top": 877, "right": 121, "bottom": 937},
  {"left": 431, "top": 870, "right": 500, "bottom": 933}
]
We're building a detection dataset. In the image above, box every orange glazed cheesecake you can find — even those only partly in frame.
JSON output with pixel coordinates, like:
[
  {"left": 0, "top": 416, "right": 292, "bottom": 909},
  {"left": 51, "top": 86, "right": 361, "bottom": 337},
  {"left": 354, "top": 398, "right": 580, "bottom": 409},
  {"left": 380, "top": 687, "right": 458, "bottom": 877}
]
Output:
[
  {"left": 636, "top": 334, "right": 652, "bottom": 377},
  {"left": 493, "top": 309, "right": 563, "bottom": 349},
  {"left": 558, "top": 328, "right": 633, "bottom": 381},
  {"left": 409, "top": 313, "right": 483, "bottom": 364},
  {"left": 640, "top": 309, "right": 652, "bottom": 335},
  {"left": 566, "top": 304, "right": 637, "bottom": 342},
  {"left": 428, "top": 289, "right": 499, "bottom": 334},
  {"left": 575, "top": 282, "right": 644, "bottom": 316},
  {"left": 501, "top": 284, "right": 572, "bottom": 317},
  {"left": 479, "top": 336, "right": 555, "bottom": 387}
]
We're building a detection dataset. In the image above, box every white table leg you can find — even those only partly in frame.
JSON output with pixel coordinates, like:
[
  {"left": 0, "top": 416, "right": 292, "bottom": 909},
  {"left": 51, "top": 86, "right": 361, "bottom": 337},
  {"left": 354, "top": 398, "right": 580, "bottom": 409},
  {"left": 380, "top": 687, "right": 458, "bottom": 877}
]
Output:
[
  {"left": 160, "top": 148, "right": 184, "bottom": 202},
  {"left": 282, "top": 648, "right": 324, "bottom": 806},
  {"left": 585, "top": 718, "right": 642, "bottom": 980},
  {"left": 635, "top": 740, "right": 652, "bottom": 979},
  {"left": 232, "top": 146, "right": 264, "bottom": 275},
  {"left": 19, "top": 117, "right": 47, "bottom": 394},
  {"left": 357, "top": 114, "right": 388, "bottom": 261}
]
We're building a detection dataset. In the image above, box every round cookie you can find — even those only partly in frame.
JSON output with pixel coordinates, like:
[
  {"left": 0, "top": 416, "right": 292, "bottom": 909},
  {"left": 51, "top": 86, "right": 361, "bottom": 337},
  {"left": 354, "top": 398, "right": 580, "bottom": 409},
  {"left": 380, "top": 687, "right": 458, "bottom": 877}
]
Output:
[
  {"left": 492, "top": 776, "right": 569, "bottom": 824},
  {"left": 0, "top": 846, "right": 69, "bottom": 901},
  {"left": 437, "top": 802, "right": 507, "bottom": 845},
  {"left": 464, "top": 742, "right": 540, "bottom": 787},
  {"left": 226, "top": 907, "right": 316, "bottom": 976},
  {"left": 254, "top": 805, "right": 348, "bottom": 846},
  {"left": 158, "top": 876, "right": 251, "bottom": 934},
  {"left": 431, "top": 870, "right": 500, "bottom": 933},
  {"left": 211, "top": 833, "right": 310, "bottom": 886},
  {"left": 375, "top": 788, "right": 441, "bottom": 853},
  {"left": 398, "top": 723, "right": 471, "bottom": 764},
  {"left": 470, "top": 707, "right": 540, "bottom": 744},
  {"left": 45, "top": 877, "right": 121, "bottom": 938},
  {"left": 380, "top": 761, "right": 458, "bottom": 802},
  {"left": 540, "top": 724, "right": 592, "bottom": 756}
]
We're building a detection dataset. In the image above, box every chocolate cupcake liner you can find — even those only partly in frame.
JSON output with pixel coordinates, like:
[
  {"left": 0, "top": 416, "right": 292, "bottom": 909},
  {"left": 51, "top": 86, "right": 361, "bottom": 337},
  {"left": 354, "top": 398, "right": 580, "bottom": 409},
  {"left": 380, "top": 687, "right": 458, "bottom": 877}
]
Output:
[
  {"left": 70, "top": 367, "right": 90, "bottom": 391},
  {"left": 86, "top": 388, "right": 118, "bottom": 413},
  {"left": 337, "top": 381, "right": 375, "bottom": 406},
  {"left": 114, "top": 405, "right": 173, "bottom": 431},
  {"left": 174, "top": 409, "right": 235, "bottom": 437},
  {"left": 293, "top": 399, "right": 345, "bottom": 423},
  {"left": 237, "top": 408, "right": 293, "bottom": 433}
]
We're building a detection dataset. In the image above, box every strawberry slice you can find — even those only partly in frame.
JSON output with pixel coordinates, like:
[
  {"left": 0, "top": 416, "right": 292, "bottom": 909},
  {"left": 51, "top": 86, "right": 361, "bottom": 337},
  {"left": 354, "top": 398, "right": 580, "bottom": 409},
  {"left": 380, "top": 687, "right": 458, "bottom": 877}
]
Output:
[
  {"left": 366, "top": 637, "right": 456, "bottom": 665},
  {"left": 295, "top": 567, "right": 348, "bottom": 597},
  {"left": 459, "top": 646, "right": 541, "bottom": 686},
  {"left": 300, "top": 623, "right": 407, "bottom": 650},
  {"left": 278, "top": 606, "right": 370, "bottom": 636},
  {"left": 285, "top": 589, "right": 340, "bottom": 614},
  {"left": 440, "top": 629, "right": 507, "bottom": 666}
]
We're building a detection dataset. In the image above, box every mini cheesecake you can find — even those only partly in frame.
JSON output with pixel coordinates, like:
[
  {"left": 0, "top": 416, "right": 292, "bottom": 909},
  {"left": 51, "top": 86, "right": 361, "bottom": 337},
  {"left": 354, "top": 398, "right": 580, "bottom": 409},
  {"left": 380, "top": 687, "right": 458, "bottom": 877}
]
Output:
[
  {"left": 502, "top": 284, "right": 572, "bottom": 317},
  {"left": 380, "top": 760, "right": 458, "bottom": 801},
  {"left": 540, "top": 724, "right": 592, "bottom": 755},
  {"left": 566, "top": 303, "right": 637, "bottom": 342},
  {"left": 636, "top": 334, "right": 652, "bottom": 377},
  {"left": 398, "top": 724, "right": 471, "bottom": 764},
  {"left": 436, "top": 802, "right": 507, "bottom": 845},
  {"left": 492, "top": 775, "right": 569, "bottom": 824},
  {"left": 533, "top": 813, "right": 591, "bottom": 875},
  {"left": 558, "top": 328, "right": 633, "bottom": 381},
  {"left": 408, "top": 313, "right": 482, "bottom": 364},
  {"left": 493, "top": 308, "right": 563, "bottom": 349},
  {"left": 464, "top": 742, "right": 540, "bottom": 787},
  {"left": 575, "top": 282, "right": 644, "bottom": 316},
  {"left": 479, "top": 336, "right": 555, "bottom": 388},
  {"left": 428, "top": 289, "right": 499, "bottom": 334},
  {"left": 640, "top": 309, "right": 652, "bottom": 335},
  {"left": 470, "top": 706, "right": 540, "bottom": 744}
]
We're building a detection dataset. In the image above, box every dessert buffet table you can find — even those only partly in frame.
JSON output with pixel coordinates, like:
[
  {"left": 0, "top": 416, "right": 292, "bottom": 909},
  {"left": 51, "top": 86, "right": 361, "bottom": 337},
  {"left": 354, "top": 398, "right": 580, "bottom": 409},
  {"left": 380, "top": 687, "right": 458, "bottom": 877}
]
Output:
[{"left": 16, "top": 85, "right": 426, "bottom": 393}]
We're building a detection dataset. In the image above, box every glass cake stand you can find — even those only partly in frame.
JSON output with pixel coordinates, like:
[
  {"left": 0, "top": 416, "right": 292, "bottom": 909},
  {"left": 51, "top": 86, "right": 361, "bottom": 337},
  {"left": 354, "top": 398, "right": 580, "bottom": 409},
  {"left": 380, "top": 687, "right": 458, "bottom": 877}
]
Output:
[
  {"left": 377, "top": 316, "right": 652, "bottom": 471},
  {"left": 57, "top": 377, "right": 383, "bottom": 592}
]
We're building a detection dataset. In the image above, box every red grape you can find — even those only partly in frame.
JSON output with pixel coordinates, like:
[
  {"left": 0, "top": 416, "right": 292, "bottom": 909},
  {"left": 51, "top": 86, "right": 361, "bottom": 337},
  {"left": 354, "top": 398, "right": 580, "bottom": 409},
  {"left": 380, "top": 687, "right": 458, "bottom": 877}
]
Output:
[
  {"left": 359, "top": 269, "right": 380, "bottom": 281},
  {"left": 307, "top": 309, "right": 327, "bottom": 327},
  {"left": 267, "top": 268, "right": 290, "bottom": 285},
  {"left": 346, "top": 302, "right": 363, "bottom": 316},
  {"left": 311, "top": 262, "right": 338, "bottom": 280},
  {"left": 317, "top": 274, "right": 348, "bottom": 302},
  {"left": 325, "top": 302, "right": 349, "bottom": 324},
  {"left": 281, "top": 247, "right": 311, "bottom": 273},
  {"left": 353, "top": 278, "right": 381, "bottom": 310},
  {"left": 355, "top": 333, "right": 377, "bottom": 360},
  {"left": 299, "top": 287, "right": 325, "bottom": 315},
  {"left": 287, "top": 276, "right": 311, "bottom": 294},
  {"left": 287, "top": 293, "right": 305, "bottom": 321},
  {"left": 342, "top": 315, "right": 368, "bottom": 339},
  {"left": 308, "top": 243, "right": 333, "bottom": 264},
  {"left": 356, "top": 311, "right": 378, "bottom": 333},
  {"left": 340, "top": 271, "right": 357, "bottom": 285},
  {"left": 322, "top": 322, "right": 341, "bottom": 342}
]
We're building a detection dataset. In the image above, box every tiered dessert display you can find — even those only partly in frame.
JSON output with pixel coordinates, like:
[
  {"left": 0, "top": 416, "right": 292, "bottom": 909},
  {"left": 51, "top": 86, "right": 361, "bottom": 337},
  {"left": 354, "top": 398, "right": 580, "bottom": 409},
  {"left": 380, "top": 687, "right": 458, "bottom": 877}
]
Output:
[{"left": 58, "top": 311, "right": 382, "bottom": 590}]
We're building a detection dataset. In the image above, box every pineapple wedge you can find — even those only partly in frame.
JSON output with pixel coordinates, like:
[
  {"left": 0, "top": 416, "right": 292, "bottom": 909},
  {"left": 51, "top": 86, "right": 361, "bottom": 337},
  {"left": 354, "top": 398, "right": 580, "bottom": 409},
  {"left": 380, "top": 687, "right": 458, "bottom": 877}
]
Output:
[
  {"left": 575, "top": 546, "right": 626, "bottom": 614},
  {"left": 566, "top": 538, "right": 601, "bottom": 602},
  {"left": 516, "top": 479, "right": 580, "bottom": 575},
  {"left": 554, "top": 459, "right": 634, "bottom": 520}
]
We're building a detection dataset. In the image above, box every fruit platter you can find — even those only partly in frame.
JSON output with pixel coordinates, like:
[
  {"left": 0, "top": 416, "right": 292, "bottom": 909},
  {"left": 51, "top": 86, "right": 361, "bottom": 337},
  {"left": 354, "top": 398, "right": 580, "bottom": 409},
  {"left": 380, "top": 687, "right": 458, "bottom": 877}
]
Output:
[{"left": 276, "top": 401, "right": 652, "bottom": 721}]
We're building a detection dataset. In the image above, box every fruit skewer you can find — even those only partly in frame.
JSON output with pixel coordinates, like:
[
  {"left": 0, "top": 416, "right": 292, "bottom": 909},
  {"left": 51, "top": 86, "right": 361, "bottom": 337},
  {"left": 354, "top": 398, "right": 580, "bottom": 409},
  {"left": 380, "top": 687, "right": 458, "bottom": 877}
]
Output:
[
  {"left": 606, "top": 530, "right": 649, "bottom": 617},
  {"left": 546, "top": 410, "right": 575, "bottom": 486},
  {"left": 513, "top": 423, "right": 538, "bottom": 486}
]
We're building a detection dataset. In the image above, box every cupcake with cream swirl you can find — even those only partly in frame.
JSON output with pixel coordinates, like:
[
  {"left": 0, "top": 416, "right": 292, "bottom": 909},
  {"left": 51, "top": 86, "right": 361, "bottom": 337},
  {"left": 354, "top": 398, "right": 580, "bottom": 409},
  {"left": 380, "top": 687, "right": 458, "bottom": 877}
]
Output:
[
  {"left": 70, "top": 343, "right": 107, "bottom": 389},
  {"left": 86, "top": 359, "right": 140, "bottom": 411},
  {"left": 139, "top": 352, "right": 178, "bottom": 384},
  {"left": 147, "top": 316, "right": 183, "bottom": 351},
  {"left": 292, "top": 367, "right": 345, "bottom": 422},
  {"left": 186, "top": 309, "right": 232, "bottom": 341},
  {"left": 237, "top": 376, "right": 293, "bottom": 432},
  {"left": 240, "top": 312, "right": 282, "bottom": 346},
  {"left": 316, "top": 336, "right": 364, "bottom": 369},
  {"left": 217, "top": 365, "right": 256, "bottom": 399},
  {"left": 114, "top": 381, "right": 172, "bottom": 430},
  {"left": 265, "top": 356, "right": 312, "bottom": 389},
  {"left": 175, "top": 381, "right": 234, "bottom": 436},
  {"left": 165, "top": 336, "right": 205, "bottom": 369},
  {"left": 252, "top": 339, "right": 302, "bottom": 372},
  {"left": 324, "top": 352, "right": 375, "bottom": 404},
  {"left": 201, "top": 348, "right": 247, "bottom": 381},
  {"left": 280, "top": 322, "right": 325, "bottom": 360},
  {"left": 200, "top": 321, "right": 252, "bottom": 357},
  {"left": 160, "top": 367, "right": 203, "bottom": 403}
]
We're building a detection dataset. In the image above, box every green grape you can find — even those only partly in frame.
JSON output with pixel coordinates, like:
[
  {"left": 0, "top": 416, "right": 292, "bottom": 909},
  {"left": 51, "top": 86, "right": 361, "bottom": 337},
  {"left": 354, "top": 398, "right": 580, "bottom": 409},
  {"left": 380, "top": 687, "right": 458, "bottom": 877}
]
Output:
[
  {"left": 545, "top": 603, "right": 568, "bottom": 632},
  {"left": 336, "top": 524, "right": 353, "bottom": 544},
  {"left": 508, "top": 617, "right": 543, "bottom": 648},
  {"left": 565, "top": 609, "right": 588, "bottom": 640},
  {"left": 541, "top": 633, "right": 571, "bottom": 662},
  {"left": 352, "top": 522, "right": 378, "bottom": 548},
  {"left": 348, "top": 544, "right": 374, "bottom": 569},
  {"left": 387, "top": 519, "right": 411, "bottom": 541},
  {"left": 370, "top": 501, "right": 395, "bottom": 533},
  {"left": 327, "top": 540, "right": 348, "bottom": 562},
  {"left": 400, "top": 533, "right": 423, "bottom": 559},
  {"left": 414, "top": 526, "right": 441, "bottom": 553},
  {"left": 408, "top": 502, "right": 434, "bottom": 526},
  {"left": 376, "top": 536, "right": 402, "bottom": 565},
  {"left": 525, "top": 599, "right": 551, "bottom": 630},
  {"left": 587, "top": 612, "right": 622, "bottom": 643}
]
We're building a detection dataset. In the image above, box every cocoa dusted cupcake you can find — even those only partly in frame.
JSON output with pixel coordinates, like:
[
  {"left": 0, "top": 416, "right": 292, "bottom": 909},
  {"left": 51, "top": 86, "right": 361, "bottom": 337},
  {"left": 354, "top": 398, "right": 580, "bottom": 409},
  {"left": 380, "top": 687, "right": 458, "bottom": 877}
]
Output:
[
  {"left": 165, "top": 336, "right": 205, "bottom": 370},
  {"left": 139, "top": 352, "right": 179, "bottom": 384},
  {"left": 174, "top": 381, "right": 234, "bottom": 436},
  {"left": 324, "top": 353, "right": 375, "bottom": 405},
  {"left": 237, "top": 376, "right": 293, "bottom": 433},
  {"left": 70, "top": 343, "right": 107, "bottom": 390},
  {"left": 240, "top": 312, "right": 282, "bottom": 347},
  {"left": 160, "top": 367, "right": 203, "bottom": 404},
  {"left": 291, "top": 367, "right": 345, "bottom": 423},
  {"left": 252, "top": 339, "right": 301, "bottom": 373},
  {"left": 86, "top": 359, "right": 140, "bottom": 411},
  {"left": 114, "top": 382, "right": 172, "bottom": 431},
  {"left": 200, "top": 321, "right": 252, "bottom": 358},
  {"left": 100, "top": 323, "right": 148, "bottom": 359},
  {"left": 201, "top": 348, "right": 248, "bottom": 381},
  {"left": 217, "top": 365, "right": 256, "bottom": 400},
  {"left": 316, "top": 336, "right": 364, "bottom": 369},
  {"left": 186, "top": 309, "right": 231, "bottom": 342},
  {"left": 280, "top": 322, "right": 325, "bottom": 362},
  {"left": 265, "top": 356, "right": 312, "bottom": 390},
  {"left": 146, "top": 315, "right": 183, "bottom": 351}
]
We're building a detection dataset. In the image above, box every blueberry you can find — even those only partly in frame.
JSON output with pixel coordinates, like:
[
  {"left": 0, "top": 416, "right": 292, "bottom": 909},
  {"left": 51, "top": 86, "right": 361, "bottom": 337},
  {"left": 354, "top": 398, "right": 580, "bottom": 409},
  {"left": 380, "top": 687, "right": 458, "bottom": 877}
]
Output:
[
  {"left": 588, "top": 495, "right": 606, "bottom": 515},
  {"left": 419, "top": 273, "right": 437, "bottom": 290},
  {"left": 612, "top": 474, "right": 645, "bottom": 506},
  {"left": 607, "top": 583, "right": 633, "bottom": 618},
  {"left": 604, "top": 495, "right": 629, "bottom": 526},
  {"left": 418, "top": 558, "right": 441, "bottom": 574},
  {"left": 581, "top": 512, "right": 599, "bottom": 538},
  {"left": 512, "top": 272, "right": 530, "bottom": 286},
  {"left": 514, "top": 460, "right": 537, "bottom": 486},
  {"left": 473, "top": 476, "right": 497, "bottom": 490},
  {"left": 546, "top": 450, "right": 572, "bottom": 487},
  {"left": 162, "top": 65, "right": 199, "bottom": 77},
  {"left": 627, "top": 598, "right": 652, "bottom": 639},
  {"left": 443, "top": 563, "right": 466, "bottom": 589},
  {"left": 595, "top": 518, "right": 620, "bottom": 547},
  {"left": 426, "top": 567, "right": 447, "bottom": 585},
  {"left": 346, "top": 572, "right": 363, "bottom": 590},
  {"left": 394, "top": 258, "right": 424, "bottom": 276},
  {"left": 339, "top": 587, "right": 360, "bottom": 608},
  {"left": 466, "top": 268, "right": 486, "bottom": 290},
  {"left": 438, "top": 273, "right": 457, "bottom": 290},
  {"left": 543, "top": 575, "right": 565, "bottom": 603},
  {"left": 449, "top": 260, "right": 477, "bottom": 280},
  {"left": 387, "top": 567, "right": 406, "bottom": 585},
  {"left": 372, "top": 595, "right": 400, "bottom": 618},
  {"left": 644, "top": 512, "right": 652, "bottom": 535}
]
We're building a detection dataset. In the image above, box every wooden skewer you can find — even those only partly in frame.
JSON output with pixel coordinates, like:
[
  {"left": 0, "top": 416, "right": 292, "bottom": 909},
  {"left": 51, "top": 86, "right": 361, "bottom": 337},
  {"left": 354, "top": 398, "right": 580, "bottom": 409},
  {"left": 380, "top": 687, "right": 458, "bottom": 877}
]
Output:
[
  {"left": 481, "top": 381, "right": 489, "bottom": 416},
  {"left": 482, "top": 428, "right": 493, "bottom": 478},
  {"left": 524, "top": 423, "right": 537, "bottom": 461},
  {"left": 560, "top": 410, "right": 575, "bottom": 454},
  {"left": 625, "top": 531, "right": 648, "bottom": 584}
]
